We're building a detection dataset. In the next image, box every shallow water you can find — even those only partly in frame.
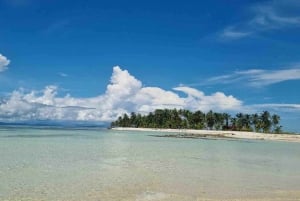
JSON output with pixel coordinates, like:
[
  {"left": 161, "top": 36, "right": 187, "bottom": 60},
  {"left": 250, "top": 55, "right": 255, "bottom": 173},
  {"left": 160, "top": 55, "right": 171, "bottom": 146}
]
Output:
[{"left": 0, "top": 127, "right": 300, "bottom": 201}]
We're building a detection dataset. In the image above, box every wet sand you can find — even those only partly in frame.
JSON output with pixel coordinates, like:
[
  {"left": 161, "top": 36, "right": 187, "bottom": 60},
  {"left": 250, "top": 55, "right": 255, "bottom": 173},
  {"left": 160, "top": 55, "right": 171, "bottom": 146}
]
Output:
[{"left": 112, "top": 127, "right": 300, "bottom": 143}]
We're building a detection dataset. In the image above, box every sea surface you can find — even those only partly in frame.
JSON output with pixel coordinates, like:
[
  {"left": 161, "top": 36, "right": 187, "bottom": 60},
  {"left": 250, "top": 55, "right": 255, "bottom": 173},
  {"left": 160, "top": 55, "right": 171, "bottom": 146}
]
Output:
[{"left": 0, "top": 127, "right": 300, "bottom": 201}]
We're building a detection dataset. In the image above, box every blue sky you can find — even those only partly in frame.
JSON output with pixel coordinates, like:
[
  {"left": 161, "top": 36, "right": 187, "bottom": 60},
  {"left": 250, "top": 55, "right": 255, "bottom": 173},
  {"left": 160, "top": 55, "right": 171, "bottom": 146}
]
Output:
[{"left": 1, "top": 0, "right": 300, "bottom": 131}]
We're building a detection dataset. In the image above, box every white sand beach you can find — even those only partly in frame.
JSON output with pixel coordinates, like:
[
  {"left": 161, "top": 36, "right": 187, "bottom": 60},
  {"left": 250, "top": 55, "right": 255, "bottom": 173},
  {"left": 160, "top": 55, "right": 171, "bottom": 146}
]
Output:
[{"left": 112, "top": 127, "right": 300, "bottom": 143}]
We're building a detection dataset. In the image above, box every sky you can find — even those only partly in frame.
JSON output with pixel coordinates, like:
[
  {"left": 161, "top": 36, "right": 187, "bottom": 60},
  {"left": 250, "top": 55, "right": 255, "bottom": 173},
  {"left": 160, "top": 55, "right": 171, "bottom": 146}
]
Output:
[{"left": 0, "top": 0, "right": 300, "bottom": 131}]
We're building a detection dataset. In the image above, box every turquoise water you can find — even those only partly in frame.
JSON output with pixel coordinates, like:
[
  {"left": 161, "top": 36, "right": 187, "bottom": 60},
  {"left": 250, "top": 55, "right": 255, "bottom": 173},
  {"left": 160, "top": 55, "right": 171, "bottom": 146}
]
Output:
[{"left": 0, "top": 127, "right": 300, "bottom": 201}]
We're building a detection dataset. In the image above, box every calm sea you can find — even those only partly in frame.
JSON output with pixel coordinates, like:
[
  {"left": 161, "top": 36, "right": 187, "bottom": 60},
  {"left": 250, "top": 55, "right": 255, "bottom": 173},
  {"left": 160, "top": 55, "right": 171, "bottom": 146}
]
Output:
[{"left": 0, "top": 127, "right": 300, "bottom": 201}]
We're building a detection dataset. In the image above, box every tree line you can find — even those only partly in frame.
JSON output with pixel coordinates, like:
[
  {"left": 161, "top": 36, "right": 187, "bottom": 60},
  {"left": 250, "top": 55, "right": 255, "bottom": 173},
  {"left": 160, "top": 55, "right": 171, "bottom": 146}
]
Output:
[{"left": 111, "top": 109, "right": 282, "bottom": 133}]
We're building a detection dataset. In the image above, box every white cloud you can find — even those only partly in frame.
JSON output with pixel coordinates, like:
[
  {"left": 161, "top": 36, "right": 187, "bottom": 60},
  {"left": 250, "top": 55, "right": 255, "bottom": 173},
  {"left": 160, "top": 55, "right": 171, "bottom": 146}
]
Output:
[
  {"left": 220, "top": 27, "right": 252, "bottom": 39},
  {"left": 174, "top": 87, "right": 242, "bottom": 111},
  {"left": 251, "top": 2, "right": 300, "bottom": 27},
  {"left": 220, "top": 0, "right": 300, "bottom": 39},
  {"left": 0, "top": 66, "right": 243, "bottom": 122},
  {"left": 253, "top": 103, "right": 300, "bottom": 110},
  {"left": 58, "top": 72, "right": 68, "bottom": 77},
  {"left": 206, "top": 66, "right": 300, "bottom": 87},
  {"left": 134, "top": 87, "right": 185, "bottom": 112},
  {"left": 252, "top": 68, "right": 300, "bottom": 86},
  {"left": 0, "top": 54, "right": 10, "bottom": 72}
]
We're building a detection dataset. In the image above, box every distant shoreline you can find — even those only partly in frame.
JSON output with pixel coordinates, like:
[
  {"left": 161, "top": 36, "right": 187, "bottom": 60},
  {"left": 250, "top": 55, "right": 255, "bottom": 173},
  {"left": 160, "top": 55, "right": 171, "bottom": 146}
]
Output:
[{"left": 111, "top": 127, "right": 300, "bottom": 143}]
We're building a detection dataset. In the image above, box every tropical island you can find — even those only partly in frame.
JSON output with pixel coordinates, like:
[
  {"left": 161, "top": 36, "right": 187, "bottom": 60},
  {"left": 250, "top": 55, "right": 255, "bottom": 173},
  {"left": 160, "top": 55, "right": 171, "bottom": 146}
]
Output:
[
  {"left": 111, "top": 109, "right": 282, "bottom": 133},
  {"left": 111, "top": 109, "right": 300, "bottom": 142}
]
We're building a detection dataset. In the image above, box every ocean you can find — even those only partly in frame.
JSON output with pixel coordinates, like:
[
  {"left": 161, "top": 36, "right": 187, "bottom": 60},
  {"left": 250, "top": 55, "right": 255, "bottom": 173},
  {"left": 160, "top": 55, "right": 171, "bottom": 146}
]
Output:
[{"left": 0, "top": 127, "right": 300, "bottom": 201}]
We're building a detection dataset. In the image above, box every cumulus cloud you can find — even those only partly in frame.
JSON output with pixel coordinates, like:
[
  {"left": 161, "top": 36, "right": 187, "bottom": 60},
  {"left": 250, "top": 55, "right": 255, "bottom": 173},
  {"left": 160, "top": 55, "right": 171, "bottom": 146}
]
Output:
[
  {"left": 0, "top": 54, "right": 10, "bottom": 72},
  {"left": 0, "top": 66, "right": 243, "bottom": 122},
  {"left": 173, "top": 87, "right": 242, "bottom": 111}
]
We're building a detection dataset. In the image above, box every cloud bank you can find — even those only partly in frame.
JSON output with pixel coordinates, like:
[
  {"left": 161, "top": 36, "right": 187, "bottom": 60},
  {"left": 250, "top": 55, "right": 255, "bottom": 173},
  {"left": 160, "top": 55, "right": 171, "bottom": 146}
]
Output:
[
  {"left": 0, "top": 66, "right": 242, "bottom": 122},
  {"left": 0, "top": 54, "right": 10, "bottom": 72}
]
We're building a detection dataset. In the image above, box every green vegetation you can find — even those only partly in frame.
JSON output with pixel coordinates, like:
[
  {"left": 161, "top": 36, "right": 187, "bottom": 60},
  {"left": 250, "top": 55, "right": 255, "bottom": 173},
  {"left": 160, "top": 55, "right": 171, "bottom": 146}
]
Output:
[{"left": 111, "top": 109, "right": 282, "bottom": 133}]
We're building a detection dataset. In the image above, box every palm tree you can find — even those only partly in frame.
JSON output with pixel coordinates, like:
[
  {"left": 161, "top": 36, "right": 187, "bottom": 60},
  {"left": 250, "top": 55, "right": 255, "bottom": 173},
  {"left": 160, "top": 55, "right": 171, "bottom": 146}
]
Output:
[
  {"left": 236, "top": 113, "right": 244, "bottom": 131},
  {"left": 193, "top": 110, "right": 206, "bottom": 129},
  {"left": 130, "top": 112, "right": 137, "bottom": 127},
  {"left": 214, "top": 112, "right": 224, "bottom": 130},
  {"left": 261, "top": 111, "right": 271, "bottom": 133},
  {"left": 222, "top": 113, "right": 231, "bottom": 130},
  {"left": 230, "top": 117, "right": 237, "bottom": 130},
  {"left": 244, "top": 114, "right": 252, "bottom": 131},
  {"left": 206, "top": 110, "right": 215, "bottom": 130},
  {"left": 271, "top": 114, "right": 281, "bottom": 133},
  {"left": 251, "top": 113, "right": 261, "bottom": 132}
]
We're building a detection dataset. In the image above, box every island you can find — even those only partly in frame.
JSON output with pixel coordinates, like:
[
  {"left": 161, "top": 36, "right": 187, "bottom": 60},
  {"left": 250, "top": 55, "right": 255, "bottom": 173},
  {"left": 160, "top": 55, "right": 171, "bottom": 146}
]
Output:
[{"left": 111, "top": 109, "right": 300, "bottom": 142}]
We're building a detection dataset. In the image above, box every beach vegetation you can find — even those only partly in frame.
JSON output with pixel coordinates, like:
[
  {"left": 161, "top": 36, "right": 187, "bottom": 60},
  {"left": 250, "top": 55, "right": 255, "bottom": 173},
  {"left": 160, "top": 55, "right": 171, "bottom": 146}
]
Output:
[{"left": 111, "top": 109, "right": 283, "bottom": 133}]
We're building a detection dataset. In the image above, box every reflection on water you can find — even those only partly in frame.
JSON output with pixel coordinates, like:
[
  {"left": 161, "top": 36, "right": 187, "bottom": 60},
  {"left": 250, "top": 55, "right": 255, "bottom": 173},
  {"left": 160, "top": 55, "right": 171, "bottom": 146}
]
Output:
[{"left": 0, "top": 127, "right": 300, "bottom": 201}]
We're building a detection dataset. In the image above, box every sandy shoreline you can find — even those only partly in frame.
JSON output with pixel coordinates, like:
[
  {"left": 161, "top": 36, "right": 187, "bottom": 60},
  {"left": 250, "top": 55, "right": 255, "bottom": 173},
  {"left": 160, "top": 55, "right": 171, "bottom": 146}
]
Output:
[{"left": 111, "top": 127, "right": 300, "bottom": 143}]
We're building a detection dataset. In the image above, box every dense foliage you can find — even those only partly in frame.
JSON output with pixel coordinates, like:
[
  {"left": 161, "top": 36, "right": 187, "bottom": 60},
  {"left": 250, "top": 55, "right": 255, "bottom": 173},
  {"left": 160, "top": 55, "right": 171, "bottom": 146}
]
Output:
[{"left": 111, "top": 109, "right": 282, "bottom": 133}]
